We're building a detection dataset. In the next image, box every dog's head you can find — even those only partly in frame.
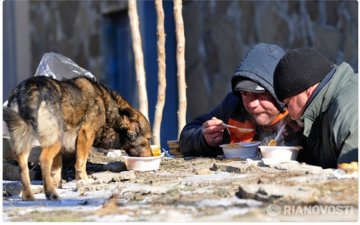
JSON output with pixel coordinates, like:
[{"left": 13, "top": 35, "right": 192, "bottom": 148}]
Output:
[
  {"left": 116, "top": 107, "right": 152, "bottom": 157},
  {"left": 93, "top": 91, "right": 153, "bottom": 157},
  {"left": 94, "top": 106, "right": 152, "bottom": 157}
]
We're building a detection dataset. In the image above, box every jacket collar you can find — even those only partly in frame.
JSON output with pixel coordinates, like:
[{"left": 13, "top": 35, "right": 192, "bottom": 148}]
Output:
[{"left": 301, "top": 63, "right": 354, "bottom": 137}]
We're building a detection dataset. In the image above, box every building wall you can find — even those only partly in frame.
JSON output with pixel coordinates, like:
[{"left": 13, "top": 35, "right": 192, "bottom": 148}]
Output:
[
  {"left": 3, "top": 0, "right": 358, "bottom": 135},
  {"left": 3, "top": 1, "right": 31, "bottom": 100}
]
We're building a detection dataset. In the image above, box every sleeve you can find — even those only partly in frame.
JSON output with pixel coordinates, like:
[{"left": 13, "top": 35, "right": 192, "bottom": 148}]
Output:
[
  {"left": 334, "top": 83, "right": 358, "bottom": 164},
  {"left": 179, "top": 93, "right": 237, "bottom": 157},
  {"left": 336, "top": 107, "right": 358, "bottom": 164}
]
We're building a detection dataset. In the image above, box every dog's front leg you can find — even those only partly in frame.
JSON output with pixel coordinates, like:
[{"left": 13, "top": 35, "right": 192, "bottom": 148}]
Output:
[
  {"left": 75, "top": 126, "right": 95, "bottom": 180},
  {"left": 39, "top": 141, "right": 62, "bottom": 200}
]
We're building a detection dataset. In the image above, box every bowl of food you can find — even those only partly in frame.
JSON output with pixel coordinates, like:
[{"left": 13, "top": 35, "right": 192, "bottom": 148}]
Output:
[
  {"left": 220, "top": 141, "right": 261, "bottom": 159},
  {"left": 123, "top": 153, "right": 164, "bottom": 171},
  {"left": 259, "top": 146, "right": 302, "bottom": 162}
]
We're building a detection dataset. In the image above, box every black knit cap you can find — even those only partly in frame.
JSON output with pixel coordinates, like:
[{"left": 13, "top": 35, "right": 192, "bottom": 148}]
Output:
[{"left": 273, "top": 48, "right": 332, "bottom": 101}]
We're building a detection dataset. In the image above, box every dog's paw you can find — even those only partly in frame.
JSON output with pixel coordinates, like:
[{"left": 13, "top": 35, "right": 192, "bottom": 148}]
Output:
[
  {"left": 21, "top": 193, "right": 35, "bottom": 201},
  {"left": 45, "top": 191, "right": 60, "bottom": 200}
]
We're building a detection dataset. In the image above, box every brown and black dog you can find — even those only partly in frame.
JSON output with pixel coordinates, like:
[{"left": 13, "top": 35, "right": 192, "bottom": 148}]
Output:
[{"left": 3, "top": 75, "right": 152, "bottom": 200}]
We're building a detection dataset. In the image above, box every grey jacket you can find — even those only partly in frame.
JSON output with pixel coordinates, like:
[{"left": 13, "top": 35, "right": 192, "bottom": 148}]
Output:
[{"left": 301, "top": 62, "right": 358, "bottom": 168}]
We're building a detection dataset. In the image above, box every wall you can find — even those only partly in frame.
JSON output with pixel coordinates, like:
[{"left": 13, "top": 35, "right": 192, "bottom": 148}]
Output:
[{"left": 182, "top": 0, "right": 358, "bottom": 119}]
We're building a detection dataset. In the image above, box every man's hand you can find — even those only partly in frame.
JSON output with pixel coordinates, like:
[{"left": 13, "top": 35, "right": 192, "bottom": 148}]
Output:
[{"left": 202, "top": 117, "right": 225, "bottom": 147}]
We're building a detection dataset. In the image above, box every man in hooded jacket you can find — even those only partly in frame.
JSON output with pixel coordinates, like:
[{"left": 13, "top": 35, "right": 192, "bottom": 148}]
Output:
[{"left": 179, "top": 43, "right": 306, "bottom": 158}]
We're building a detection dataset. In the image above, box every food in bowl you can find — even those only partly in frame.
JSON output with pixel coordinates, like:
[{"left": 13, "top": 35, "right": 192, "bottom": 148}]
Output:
[
  {"left": 151, "top": 145, "right": 161, "bottom": 156},
  {"left": 123, "top": 153, "right": 164, "bottom": 171},
  {"left": 220, "top": 141, "right": 261, "bottom": 158},
  {"left": 259, "top": 146, "right": 302, "bottom": 162}
]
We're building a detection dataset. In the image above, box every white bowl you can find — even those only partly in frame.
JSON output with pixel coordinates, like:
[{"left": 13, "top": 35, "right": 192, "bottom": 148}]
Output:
[
  {"left": 123, "top": 153, "right": 164, "bottom": 171},
  {"left": 259, "top": 146, "right": 302, "bottom": 162},
  {"left": 220, "top": 141, "right": 260, "bottom": 158}
]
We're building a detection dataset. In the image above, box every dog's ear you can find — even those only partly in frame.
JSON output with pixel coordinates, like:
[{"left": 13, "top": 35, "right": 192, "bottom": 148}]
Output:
[
  {"left": 124, "top": 118, "right": 140, "bottom": 141},
  {"left": 118, "top": 108, "right": 140, "bottom": 140},
  {"left": 118, "top": 107, "right": 139, "bottom": 120}
]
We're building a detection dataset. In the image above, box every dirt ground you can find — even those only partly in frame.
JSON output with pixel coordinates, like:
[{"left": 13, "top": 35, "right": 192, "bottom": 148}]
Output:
[{"left": 2, "top": 153, "right": 359, "bottom": 222}]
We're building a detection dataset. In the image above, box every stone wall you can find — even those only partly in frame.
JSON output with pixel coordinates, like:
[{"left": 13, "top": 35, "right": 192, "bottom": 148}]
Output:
[
  {"left": 182, "top": 0, "right": 358, "bottom": 118},
  {"left": 28, "top": 0, "right": 358, "bottom": 121},
  {"left": 29, "top": 1, "right": 128, "bottom": 82}
]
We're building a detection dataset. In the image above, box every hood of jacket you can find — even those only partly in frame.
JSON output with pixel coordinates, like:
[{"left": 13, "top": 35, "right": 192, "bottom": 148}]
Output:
[{"left": 231, "top": 43, "right": 286, "bottom": 111}]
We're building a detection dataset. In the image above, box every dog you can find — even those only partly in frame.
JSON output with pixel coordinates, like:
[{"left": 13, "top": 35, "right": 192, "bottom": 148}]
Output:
[{"left": 3, "top": 75, "right": 153, "bottom": 200}]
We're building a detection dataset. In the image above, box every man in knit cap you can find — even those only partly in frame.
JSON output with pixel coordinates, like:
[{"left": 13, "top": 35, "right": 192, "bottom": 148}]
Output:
[{"left": 273, "top": 48, "right": 358, "bottom": 169}]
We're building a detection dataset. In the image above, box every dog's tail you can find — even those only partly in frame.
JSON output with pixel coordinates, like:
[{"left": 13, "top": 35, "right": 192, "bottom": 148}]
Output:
[{"left": 3, "top": 107, "right": 35, "bottom": 155}]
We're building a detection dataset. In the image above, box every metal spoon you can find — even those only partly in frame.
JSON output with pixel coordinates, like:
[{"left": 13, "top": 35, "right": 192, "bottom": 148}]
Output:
[{"left": 222, "top": 123, "right": 254, "bottom": 133}]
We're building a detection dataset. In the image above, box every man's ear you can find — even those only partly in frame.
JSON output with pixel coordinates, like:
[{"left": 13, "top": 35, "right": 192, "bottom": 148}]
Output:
[{"left": 306, "top": 83, "right": 319, "bottom": 97}]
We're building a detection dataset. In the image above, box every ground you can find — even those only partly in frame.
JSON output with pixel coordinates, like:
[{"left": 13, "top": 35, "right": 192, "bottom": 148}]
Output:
[{"left": 2, "top": 151, "right": 359, "bottom": 222}]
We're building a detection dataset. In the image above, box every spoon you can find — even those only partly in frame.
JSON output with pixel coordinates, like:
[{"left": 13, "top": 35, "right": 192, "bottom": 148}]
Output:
[
  {"left": 222, "top": 123, "right": 254, "bottom": 133},
  {"left": 268, "top": 123, "right": 286, "bottom": 146}
]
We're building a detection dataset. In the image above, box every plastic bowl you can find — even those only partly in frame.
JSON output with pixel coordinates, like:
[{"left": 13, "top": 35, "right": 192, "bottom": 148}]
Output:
[
  {"left": 123, "top": 153, "right": 164, "bottom": 171},
  {"left": 259, "top": 146, "right": 302, "bottom": 162},
  {"left": 220, "top": 141, "right": 260, "bottom": 159}
]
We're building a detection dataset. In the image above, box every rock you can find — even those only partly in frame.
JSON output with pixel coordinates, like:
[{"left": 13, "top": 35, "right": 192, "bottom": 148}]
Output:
[
  {"left": 88, "top": 147, "right": 124, "bottom": 164},
  {"left": 112, "top": 171, "right": 136, "bottom": 182},
  {"left": 3, "top": 181, "right": 22, "bottom": 197},
  {"left": 103, "top": 161, "right": 127, "bottom": 172},
  {"left": 91, "top": 172, "right": 118, "bottom": 183},
  {"left": 236, "top": 184, "right": 319, "bottom": 203},
  {"left": 28, "top": 146, "right": 42, "bottom": 163},
  {"left": 3, "top": 138, "right": 41, "bottom": 163},
  {"left": 91, "top": 171, "right": 136, "bottom": 183},
  {"left": 31, "top": 185, "right": 44, "bottom": 195},
  {"left": 76, "top": 178, "right": 98, "bottom": 185},
  {"left": 193, "top": 168, "right": 212, "bottom": 175},
  {"left": 270, "top": 162, "right": 334, "bottom": 176},
  {"left": 211, "top": 161, "right": 261, "bottom": 173},
  {"left": 3, "top": 161, "right": 38, "bottom": 181},
  {"left": 74, "top": 178, "right": 119, "bottom": 194},
  {"left": 3, "top": 138, "right": 14, "bottom": 161},
  {"left": 106, "top": 150, "right": 122, "bottom": 158}
]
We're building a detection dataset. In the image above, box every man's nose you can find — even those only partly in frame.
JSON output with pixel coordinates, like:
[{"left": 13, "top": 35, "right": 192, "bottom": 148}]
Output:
[{"left": 247, "top": 98, "right": 259, "bottom": 108}]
